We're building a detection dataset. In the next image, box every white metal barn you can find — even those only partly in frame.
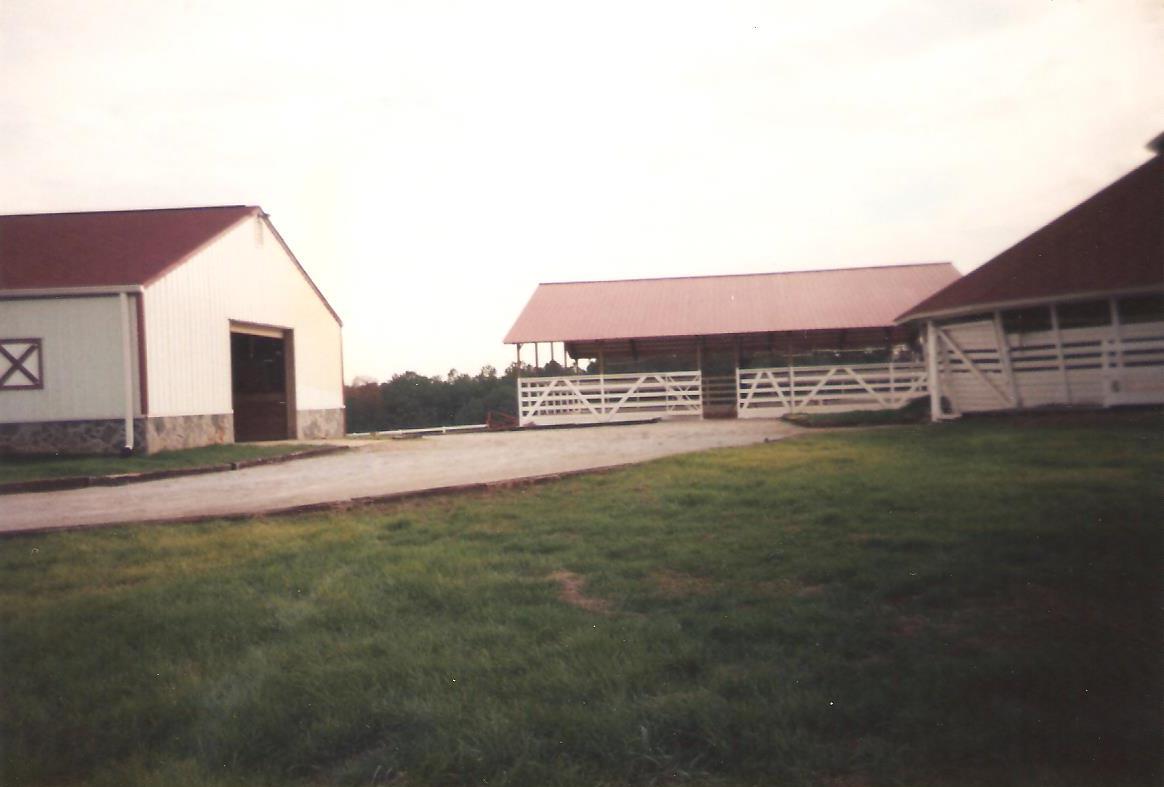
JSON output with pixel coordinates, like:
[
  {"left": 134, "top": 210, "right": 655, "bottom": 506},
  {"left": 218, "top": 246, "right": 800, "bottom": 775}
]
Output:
[
  {"left": 0, "top": 206, "right": 345, "bottom": 454},
  {"left": 900, "top": 145, "right": 1164, "bottom": 421}
]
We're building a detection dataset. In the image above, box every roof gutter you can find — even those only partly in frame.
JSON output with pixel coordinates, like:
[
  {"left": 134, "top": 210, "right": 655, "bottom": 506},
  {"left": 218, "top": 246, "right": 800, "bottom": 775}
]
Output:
[
  {"left": 0, "top": 285, "right": 145, "bottom": 299},
  {"left": 897, "top": 282, "right": 1164, "bottom": 324}
]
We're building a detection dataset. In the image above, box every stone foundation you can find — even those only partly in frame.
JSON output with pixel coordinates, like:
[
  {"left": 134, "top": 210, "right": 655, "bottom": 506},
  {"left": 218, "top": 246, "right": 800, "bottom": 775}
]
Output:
[
  {"left": 1, "top": 408, "right": 342, "bottom": 456},
  {"left": 0, "top": 418, "right": 145, "bottom": 456},
  {"left": 0, "top": 414, "right": 234, "bottom": 456},
  {"left": 143, "top": 413, "right": 234, "bottom": 454},
  {"left": 296, "top": 407, "right": 346, "bottom": 439}
]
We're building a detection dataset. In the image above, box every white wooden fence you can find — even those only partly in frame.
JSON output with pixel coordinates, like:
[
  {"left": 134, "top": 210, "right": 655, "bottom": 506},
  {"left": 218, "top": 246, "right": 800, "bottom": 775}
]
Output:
[
  {"left": 930, "top": 318, "right": 1164, "bottom": 415},
  {"left": 518, "top": 320, "right": 1164, "bottom": 425},
  {"left": 736, "top": 362, "right": 928, "bottom": 418},
  {"left": 519, "top": 363, "right": 928, "bottom": 425},
  {"left": 518, "top": 371, "right": 702, "bottom": 426}
]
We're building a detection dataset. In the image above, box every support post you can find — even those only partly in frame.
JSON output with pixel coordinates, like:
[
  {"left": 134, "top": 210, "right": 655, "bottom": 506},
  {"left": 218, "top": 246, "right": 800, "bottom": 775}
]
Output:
[
  {"left": 534, "top": 342, "right": 539, "bottom": 370},
  {"left": 598, "top": 345, "right": 606, "bottom": 416},
  {"left": 733, "top": 337, "right": 741, "bottom": 414},
  {"left": 1049, "top": 305, "right": 1070, "bottom": 403},
  {"left": 885, "top": 328, "right": 895, "bottom": 404},
  {"left": 925, "top": 321, "right": 942, "bottom": 422},
  {"left": 695, "top": 338, "right": 705, "bottom": 418},
  {"left": 992, "top": 310, "right": 1021, "bottom": 408},
  {"left": 1109, "top": 297, "right": 1123, "bottom": 369},
  {"left": 788, "top": 363, "right": 796, "bottom": 413},
  {"left": 515, "top": 343, "right": 523, "bottom": 426}
]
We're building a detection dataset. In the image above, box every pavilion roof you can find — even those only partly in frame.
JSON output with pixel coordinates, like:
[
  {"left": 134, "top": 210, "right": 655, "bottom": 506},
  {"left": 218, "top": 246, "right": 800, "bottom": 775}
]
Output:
[{"left": 505, "top": 263, "right": 960, "bottom": 344}]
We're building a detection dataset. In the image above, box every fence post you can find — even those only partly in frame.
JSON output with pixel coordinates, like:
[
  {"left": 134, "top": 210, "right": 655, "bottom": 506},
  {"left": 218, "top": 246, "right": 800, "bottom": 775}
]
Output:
[
  {"left": 599, "top": 346, "right": 606, "bottom": 417},
  {"left": 788, "top": 363, "right": 796, "bottom": 413},
  {"left": 516, "top": 374, "right": 524, "bottom": 427},
  {"left": 926, "top": 321, "right": 942, "bottom": 422},
  {"left": 1109, "top": 297, "right": 1124, "bottom": 369}
]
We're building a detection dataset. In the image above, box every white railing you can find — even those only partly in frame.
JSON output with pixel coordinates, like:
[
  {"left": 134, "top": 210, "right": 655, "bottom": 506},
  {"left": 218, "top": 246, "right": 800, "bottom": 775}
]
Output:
[
  {"left": 737, "top": 362, "right": 928, "bottom": 417},
  {"left": 937, "top": 319, "right": 1164, "bottom": 412},
  {"left": 518, "top": 371, "right": 702, "bottom": 426}
]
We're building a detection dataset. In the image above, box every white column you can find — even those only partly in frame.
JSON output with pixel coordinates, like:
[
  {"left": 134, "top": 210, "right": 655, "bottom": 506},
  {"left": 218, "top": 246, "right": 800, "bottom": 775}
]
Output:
[
  {"left": 1109, "top": 297, "right": 1124, "bottom": 368},
  {"left": 1049, "top": 305, "right": 1071, "bottom": 403},
  {"left": 926, "top": 321, "right": 942, "bottom": 422},
  {"left": 515, "top": 343, "right": 524, "bottom": 427},
  {"left": 788, "top": 362, "right": 796, "bottom": 413},
  {"left": 992, "top": 311, "right": 1021, "bottom": 408},
  {"left": 598, "top": 346, "right": 606, "bottom": 416}
]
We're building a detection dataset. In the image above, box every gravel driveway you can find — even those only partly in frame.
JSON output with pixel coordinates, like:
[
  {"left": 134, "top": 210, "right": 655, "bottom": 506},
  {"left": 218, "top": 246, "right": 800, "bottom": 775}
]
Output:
[{"left": 0, "top": 419, "right": 801, "bottom": 534}]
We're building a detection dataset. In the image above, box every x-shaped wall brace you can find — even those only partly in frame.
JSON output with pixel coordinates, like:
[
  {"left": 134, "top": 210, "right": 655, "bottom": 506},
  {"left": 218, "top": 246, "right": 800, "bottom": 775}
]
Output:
[{"left": 0, "top": 340, "right": 42, "bottom": 389}]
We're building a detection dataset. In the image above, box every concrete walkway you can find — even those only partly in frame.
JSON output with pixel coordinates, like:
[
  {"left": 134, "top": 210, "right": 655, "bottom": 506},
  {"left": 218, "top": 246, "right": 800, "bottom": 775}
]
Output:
[{"left": 0, "top": 419, "right": 801, "bottom": 534}]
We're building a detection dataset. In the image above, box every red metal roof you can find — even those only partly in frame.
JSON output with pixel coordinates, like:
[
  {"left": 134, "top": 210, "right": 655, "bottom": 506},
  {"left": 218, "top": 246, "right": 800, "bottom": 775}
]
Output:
[
  {"left": 900, "top": 154, "right": 1164, "bottom": 321},
  {"left": 0, "top": 206, "right": 257, "bottom": 289},
  {"left": 505, "top": 262, "right": 960, "bottom": 344}
]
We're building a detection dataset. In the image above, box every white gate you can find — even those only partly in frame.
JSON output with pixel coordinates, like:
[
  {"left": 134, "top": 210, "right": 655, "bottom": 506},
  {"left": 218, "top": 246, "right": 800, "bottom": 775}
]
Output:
[
  {"left": 518, "top": 371, "right": 702, "bottom": 426},
  {"left": 736, "top": 362, "right": 927, "bottom": 417}
]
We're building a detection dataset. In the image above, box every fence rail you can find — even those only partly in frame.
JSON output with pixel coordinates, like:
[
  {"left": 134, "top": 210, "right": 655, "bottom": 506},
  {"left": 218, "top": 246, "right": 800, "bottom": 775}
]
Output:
[
  {"left": 518, "top": 371, "right": 702, "bottom": 426},
  {"left": 737, "top": 362, "right": 928, "bottom": 417}
]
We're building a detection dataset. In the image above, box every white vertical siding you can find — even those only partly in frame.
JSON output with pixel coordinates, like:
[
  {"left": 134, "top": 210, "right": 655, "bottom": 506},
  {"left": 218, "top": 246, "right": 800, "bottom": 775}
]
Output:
[
  {"left": 143, "top": 216, "right": 342, "bottom": 418},
  {"left": 0, "top": 295, "right": 139, "bottom": 421},
  {"left": 931, "top": 315, "right": 1164, "bottom": 414}
]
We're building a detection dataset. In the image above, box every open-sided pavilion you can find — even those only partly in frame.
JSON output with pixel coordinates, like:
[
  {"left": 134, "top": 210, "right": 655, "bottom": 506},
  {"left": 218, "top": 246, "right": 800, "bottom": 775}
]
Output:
[{"left": 504, "top": 263, "right": 959, "bottom": 425}]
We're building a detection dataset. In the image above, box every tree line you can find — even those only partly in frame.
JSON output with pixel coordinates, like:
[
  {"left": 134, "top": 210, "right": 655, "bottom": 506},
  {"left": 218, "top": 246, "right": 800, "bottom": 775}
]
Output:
[{"left": 344, "top": 364, "right": 542, "bottom": 433}]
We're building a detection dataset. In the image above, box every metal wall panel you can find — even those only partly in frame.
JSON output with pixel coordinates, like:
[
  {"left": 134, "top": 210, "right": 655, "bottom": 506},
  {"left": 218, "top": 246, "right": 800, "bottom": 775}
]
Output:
[
  {"left": 0, "top": 295, "right": 136, "bottom": 421},
  {"left": 143, "top": 216, "right": 343, "bottom": 418}
]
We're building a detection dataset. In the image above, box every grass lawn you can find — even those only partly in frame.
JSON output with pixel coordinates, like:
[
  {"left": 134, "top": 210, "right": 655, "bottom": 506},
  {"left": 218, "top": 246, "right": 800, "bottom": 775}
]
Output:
[
  {"left": 0, "top": 443, "right": 330, "bottom": 485},
  {"left": 0, "top": 413, "right": 1160, "bottom": 786},
  {"left": 781, "top": 397, "right": 930, "bottom": 428}
]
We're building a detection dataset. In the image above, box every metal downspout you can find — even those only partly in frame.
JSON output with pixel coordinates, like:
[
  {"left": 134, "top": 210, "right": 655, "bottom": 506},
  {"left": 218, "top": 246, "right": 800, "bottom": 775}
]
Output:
[{"left": 119, "top": 293, "right": 136, "bottom": 453}]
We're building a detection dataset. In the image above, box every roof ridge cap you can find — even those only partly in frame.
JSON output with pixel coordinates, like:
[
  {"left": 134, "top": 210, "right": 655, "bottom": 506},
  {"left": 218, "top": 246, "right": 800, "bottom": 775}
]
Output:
[{"left": 539, "top": 261, "right": 956, "bottom": 286}]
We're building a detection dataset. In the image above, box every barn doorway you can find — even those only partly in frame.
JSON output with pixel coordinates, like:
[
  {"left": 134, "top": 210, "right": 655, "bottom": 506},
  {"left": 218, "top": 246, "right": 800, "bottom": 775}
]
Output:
[
  {"left": 700, "top": 348, "right": 738, "bottom": 418},
  {"left": 230, "top": 324, "right": 295, "bottom": 442}
]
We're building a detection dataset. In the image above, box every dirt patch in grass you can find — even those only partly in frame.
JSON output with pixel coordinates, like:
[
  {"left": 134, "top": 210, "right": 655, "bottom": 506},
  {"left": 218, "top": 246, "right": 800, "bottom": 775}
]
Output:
[
  {"left": 651, "top": 569, "right": 716, "bottom": 598},
  {"left": 548, "top": 570, "right": 612, "bottom": 614}
]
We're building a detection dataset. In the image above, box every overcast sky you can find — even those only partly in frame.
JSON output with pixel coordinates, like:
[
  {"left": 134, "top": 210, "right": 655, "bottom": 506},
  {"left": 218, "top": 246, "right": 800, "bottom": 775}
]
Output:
[{"left": 2, "top": 1, "right": 1161, "bottom": 380}]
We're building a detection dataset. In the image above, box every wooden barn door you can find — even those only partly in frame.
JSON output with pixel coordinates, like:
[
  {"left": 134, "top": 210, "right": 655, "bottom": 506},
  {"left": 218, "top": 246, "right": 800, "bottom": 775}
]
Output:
[{"left": 230, "top": 324, "right": 295, "bottom": 442}]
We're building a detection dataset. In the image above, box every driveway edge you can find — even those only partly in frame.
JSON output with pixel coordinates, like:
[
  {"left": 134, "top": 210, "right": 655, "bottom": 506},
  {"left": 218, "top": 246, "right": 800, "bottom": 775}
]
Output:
[{"left": 0, "top": 460, "right": 646, "bottom": 537}]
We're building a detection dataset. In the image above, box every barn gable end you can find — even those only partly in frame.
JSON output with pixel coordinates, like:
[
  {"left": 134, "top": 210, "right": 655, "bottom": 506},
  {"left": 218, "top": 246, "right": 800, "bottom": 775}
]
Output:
[{"left": 142, "top": 213, "right": 344, "bottom": 449}]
